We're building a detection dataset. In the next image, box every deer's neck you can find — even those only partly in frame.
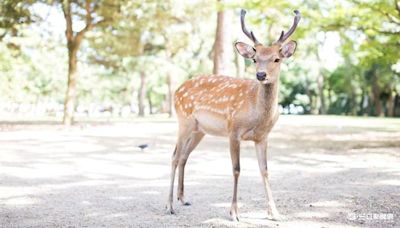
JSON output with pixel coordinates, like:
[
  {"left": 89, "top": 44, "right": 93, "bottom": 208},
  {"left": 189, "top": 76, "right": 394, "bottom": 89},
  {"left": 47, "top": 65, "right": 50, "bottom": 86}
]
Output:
[{"left": 256, "top": 81, "right": 279, "bottom": 118}]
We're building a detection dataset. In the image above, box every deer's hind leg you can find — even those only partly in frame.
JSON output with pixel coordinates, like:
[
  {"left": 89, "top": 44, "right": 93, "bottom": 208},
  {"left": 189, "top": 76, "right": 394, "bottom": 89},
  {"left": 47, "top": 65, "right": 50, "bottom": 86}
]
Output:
[
  {"left": 177, "top": 131, "right": 204, "bottom": 205},
  {"left": 166, "top": 119, "right": 199, "bottom": 214}
]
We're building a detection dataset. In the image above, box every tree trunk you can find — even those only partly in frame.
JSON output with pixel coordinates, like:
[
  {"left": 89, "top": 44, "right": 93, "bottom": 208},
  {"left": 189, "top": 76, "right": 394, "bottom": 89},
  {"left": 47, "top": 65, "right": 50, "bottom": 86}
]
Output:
[
  {"left": 387, "top": 90, "right": 395, "bottom": 117},
  {"left": 234, "top": 50, "right": 245, "bottom": 77},
  {"left": 317, "top": 73, "right": 326, "bottom": 114},
  {"left": 138, "top": 72, "right": 146, "bottom": 117},
  {"left": 130, "top": 83, "right": 135, "bottom": 113},
  {"left": 166, "top": 74, "right": 173, "bottom": 117},
  {"left": 327, "top": 87, "right": 332, "bottom": 112},
  {"left": 315, "top": 35, "right": 327, "bottom": 115},
  {"left": 371, "top": 68, "right": 383, "bottom": 116},
  {"left": 213, "top": 0, "right": 230, "bottom": 75},
  {"left": 147, "top": 92, "right": 153, "bottom": 115},
  {"left": 362, "top": 94, "right": 369, "bottom": 116},
  {"left": 61, "top": 0, "right": 94, "bottom": 125},
  {"left": 350, "top": 91, "right": 357, "bottom": 115},
  {"left": 63, "top": 47, "right": 78, "bottom": 125},
  {"left": 394, "top": 94, "right": 400, "bottom": 116},
  {"left": 305, "top": 88, "right": 314, "bottom": 114},
  {"left": 359, "top": 89, "right": 368, "bottom": 116}
]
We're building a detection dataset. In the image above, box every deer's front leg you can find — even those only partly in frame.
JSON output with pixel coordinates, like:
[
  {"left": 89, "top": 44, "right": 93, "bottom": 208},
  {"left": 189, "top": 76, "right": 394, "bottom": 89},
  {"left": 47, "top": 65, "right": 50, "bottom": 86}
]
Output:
[
  {"left": 229, "top": 136, "right": 241, "bottom": 222},
  {"left": 255, "top": 140, "right": 281, "bottom": 220}
]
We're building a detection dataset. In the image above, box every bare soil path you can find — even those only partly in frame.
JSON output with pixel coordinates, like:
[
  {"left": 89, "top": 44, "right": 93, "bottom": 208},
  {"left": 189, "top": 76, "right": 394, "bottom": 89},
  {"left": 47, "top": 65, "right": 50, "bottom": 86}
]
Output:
[{"left": 0, "top": 115, "right": 399, "bottom": 227}]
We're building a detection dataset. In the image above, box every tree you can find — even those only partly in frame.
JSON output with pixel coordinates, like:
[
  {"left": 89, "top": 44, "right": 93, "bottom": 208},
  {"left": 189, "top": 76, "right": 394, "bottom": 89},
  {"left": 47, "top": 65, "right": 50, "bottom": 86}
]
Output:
[
  {"left": 90, "top": 0, "right": 201, "bottom": 117},
  {"left": 60, "top": 0, "right": 120, "bottom": 125},
  {"left": 322, "top": 0, "right": 400, "bottom": 116},
  {"left": 213, "top": 0, "right": 232, "bottom": 75},
  {"left": 0, "top": 3, "right": 67, "bottom": 108}
]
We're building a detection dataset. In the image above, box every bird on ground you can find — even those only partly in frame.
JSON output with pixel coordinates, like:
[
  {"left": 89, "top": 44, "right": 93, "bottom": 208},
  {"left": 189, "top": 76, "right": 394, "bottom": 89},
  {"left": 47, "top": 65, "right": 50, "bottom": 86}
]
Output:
[{"left": 137, "top": 144, "right": 148, "bottom": 151}]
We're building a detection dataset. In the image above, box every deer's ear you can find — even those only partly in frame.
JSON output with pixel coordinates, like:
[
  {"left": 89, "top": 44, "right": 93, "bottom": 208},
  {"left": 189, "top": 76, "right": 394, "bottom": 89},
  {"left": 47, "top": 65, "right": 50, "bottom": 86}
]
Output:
[
  {"left": 235, "top": 42, "right": 256, "bottom": 59},
  {"left": 280, "top": 40, "right": 297, "bottom": 58}
]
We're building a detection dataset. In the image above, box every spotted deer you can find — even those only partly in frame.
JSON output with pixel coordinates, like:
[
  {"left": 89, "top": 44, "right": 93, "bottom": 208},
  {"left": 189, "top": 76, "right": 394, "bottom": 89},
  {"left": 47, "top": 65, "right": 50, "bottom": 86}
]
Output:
[{"left": 166, "top": 9, "right": 301, "bottom": 221}]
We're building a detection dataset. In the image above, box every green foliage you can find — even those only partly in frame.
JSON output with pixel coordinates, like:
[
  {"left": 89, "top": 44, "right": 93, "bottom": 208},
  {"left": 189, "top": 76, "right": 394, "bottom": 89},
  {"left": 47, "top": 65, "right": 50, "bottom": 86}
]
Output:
[
  {"left": 0, "top": 0, "right": 35, "bottom": 38},
  {"left": 0, "top": 40, "right": 67, "bottom": 103},
  {"left": 1, "top": 0, "right": 400, "bottom": 117}
]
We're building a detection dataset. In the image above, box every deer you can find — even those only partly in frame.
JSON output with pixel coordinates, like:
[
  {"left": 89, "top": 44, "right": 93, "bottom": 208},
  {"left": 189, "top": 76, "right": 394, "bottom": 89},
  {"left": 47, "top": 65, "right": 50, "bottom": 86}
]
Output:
[{"left": 166, "top": 9, "right": 301, "bottom": 221}]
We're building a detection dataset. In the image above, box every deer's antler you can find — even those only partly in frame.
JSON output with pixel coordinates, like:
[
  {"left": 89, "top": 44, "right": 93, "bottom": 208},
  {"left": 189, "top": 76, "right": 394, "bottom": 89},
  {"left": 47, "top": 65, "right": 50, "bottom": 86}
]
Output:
[
  {"left": 240, "top": 9, "right": 260, "bottom": 45},
  {"left": 276, "top": 10, "right": 301, "bottom": 44}
]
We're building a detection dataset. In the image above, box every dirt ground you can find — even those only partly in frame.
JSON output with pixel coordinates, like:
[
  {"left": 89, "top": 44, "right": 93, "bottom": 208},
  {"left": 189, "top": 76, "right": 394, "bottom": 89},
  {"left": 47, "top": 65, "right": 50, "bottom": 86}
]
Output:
[{"left": 0, "top": 115, "right": 399, "bottom": 228}]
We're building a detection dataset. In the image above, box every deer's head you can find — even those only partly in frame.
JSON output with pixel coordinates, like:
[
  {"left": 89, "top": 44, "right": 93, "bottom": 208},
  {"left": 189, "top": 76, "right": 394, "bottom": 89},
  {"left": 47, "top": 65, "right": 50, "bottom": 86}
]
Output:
[{"left": 235, "top": 9, "right": 301, "bottom": 84}]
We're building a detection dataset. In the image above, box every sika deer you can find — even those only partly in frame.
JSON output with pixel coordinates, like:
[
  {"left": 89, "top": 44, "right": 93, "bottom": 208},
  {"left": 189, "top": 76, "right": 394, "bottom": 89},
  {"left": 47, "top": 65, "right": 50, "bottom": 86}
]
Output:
[{"left": 166, "top": 9, "right": 301, "bottom": 221}]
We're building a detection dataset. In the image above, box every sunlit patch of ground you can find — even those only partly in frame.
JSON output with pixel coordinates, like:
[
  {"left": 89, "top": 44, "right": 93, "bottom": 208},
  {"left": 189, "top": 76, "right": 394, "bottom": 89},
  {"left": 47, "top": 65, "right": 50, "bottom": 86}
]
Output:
[{"left": 0, "top": 115, "right": 399, "bottom": 227}]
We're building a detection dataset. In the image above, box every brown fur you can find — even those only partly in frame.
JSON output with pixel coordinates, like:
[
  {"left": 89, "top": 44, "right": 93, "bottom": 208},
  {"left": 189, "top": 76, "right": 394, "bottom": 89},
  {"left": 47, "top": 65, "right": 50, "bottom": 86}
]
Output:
[{"left": 166, "top": 13, "right": 299, "bottom": 221}]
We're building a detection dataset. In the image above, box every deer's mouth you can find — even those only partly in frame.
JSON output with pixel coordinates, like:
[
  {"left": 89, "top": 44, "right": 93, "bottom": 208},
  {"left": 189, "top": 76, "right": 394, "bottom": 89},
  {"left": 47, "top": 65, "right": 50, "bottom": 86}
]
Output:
[{"left": 261, "top": 78, "right": 272, "bottom": 84}]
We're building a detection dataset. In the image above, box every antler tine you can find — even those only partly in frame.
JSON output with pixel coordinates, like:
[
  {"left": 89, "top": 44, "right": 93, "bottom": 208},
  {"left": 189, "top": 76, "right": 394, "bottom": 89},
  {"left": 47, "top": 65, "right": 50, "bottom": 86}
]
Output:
[
  {"left": 240, "top": 9, "right": 260, "bottom": 45},
  {"left": 276, "top": 10, "right": 301, "bottom": 44}
]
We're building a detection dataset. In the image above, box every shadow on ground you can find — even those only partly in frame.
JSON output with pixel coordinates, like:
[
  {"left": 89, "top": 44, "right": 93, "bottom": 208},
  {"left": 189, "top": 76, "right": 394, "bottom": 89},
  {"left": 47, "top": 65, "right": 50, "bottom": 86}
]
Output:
[{"left": 0, "top": 116, "right": 399, "bottom": 227}]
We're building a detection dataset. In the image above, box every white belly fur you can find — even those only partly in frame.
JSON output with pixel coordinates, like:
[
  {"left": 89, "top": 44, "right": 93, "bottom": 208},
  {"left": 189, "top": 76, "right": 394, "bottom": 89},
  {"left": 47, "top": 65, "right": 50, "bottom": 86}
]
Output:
[{"left": 194, "top": 112, "right": 228, "bottom": 137}]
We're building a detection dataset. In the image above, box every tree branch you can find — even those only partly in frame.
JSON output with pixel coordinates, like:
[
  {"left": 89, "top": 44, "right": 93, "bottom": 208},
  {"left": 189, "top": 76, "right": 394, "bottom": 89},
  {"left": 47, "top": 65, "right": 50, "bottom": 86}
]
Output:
[
  {"left": 0, "top": 31, "right": 7, "bottom": 41},
  {"left": 74, "top": 0, "right": 93, "bottom": 45},
  {"left": 61, "top": 0, "right": 73, "bottom": 42},
  {"left": 356, "top": 25, "right": 400, "bottom": 35},
  {"left": 351, "top": 0, "right": 400, "bottom": 25},
  {"left": 85, "top": 0, "right": 92, "bottom": 28},
  {"left": 384, "top": 12, "right": 400, "bottom": 25}
]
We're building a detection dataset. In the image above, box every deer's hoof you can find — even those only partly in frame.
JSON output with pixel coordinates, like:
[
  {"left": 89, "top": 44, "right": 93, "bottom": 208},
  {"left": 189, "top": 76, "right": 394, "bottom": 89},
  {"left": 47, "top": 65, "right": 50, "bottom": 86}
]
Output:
[
  {"left": 267, "top": 212, "right": 283, "bottom": 221},
  {"left": 165, "top": 205, "right": 175, "bottom": 215},
  {"left": 178, "top": 196, "right": 191, "bottom": 206},
  {"left": 230, "top": 211, "right": 240, "bottom": 222}
]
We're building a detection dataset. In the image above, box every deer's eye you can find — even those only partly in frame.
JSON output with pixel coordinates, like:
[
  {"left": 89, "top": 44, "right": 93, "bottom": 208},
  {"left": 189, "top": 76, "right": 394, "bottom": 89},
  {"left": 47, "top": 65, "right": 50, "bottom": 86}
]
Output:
[
  {"left": 274, "top": 58, "right": 281, "bottom": 63},
  {"left": 253, "top": 59, "right": 257, "bottom": 63}
]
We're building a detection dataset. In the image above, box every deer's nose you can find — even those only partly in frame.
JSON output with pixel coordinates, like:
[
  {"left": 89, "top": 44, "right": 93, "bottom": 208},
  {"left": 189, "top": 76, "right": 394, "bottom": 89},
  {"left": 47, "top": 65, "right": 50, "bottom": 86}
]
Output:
[{"left": 256, "top": 72, "right": 266, "bottom": 81}]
